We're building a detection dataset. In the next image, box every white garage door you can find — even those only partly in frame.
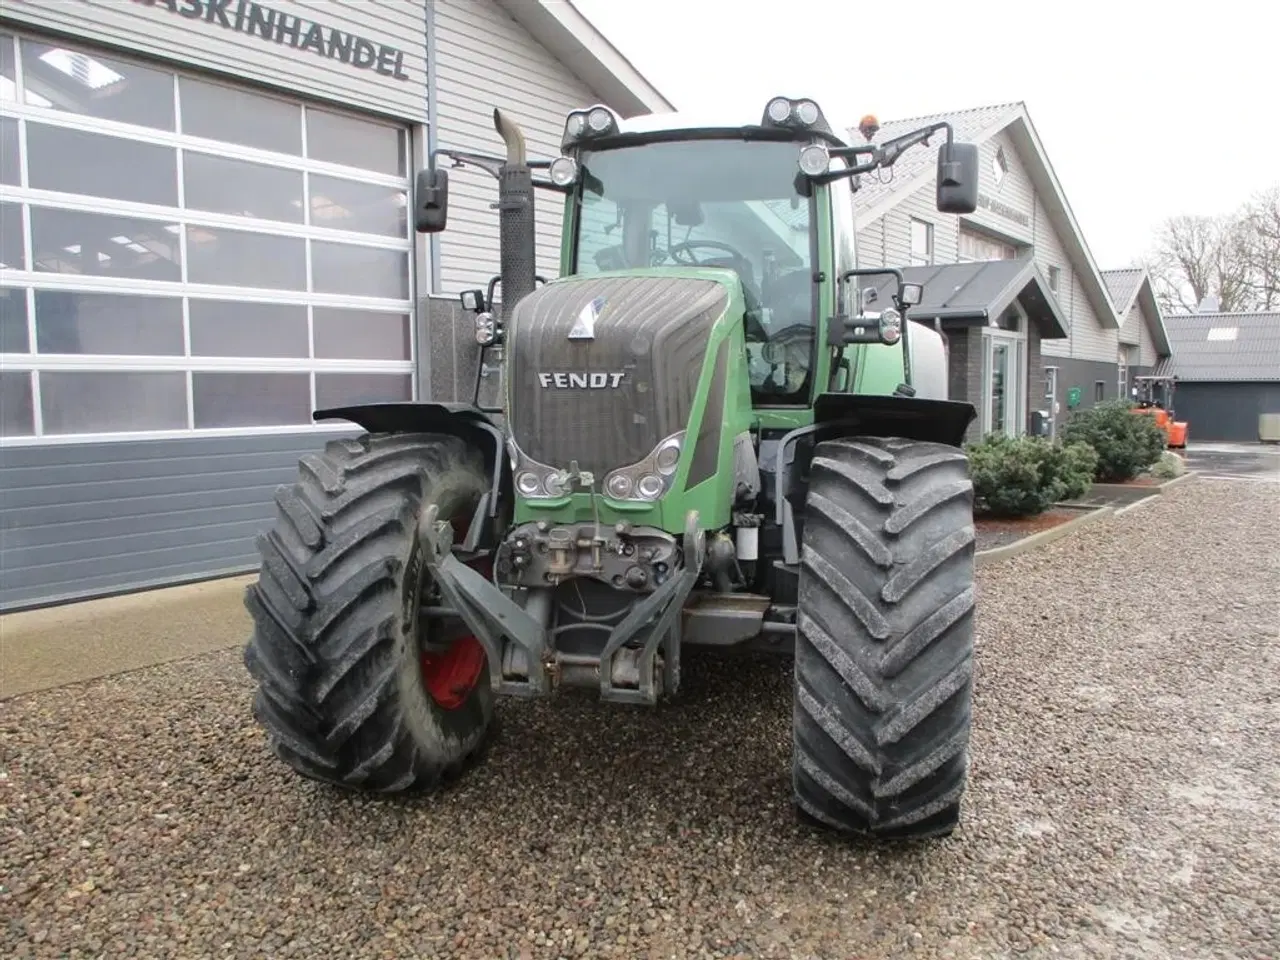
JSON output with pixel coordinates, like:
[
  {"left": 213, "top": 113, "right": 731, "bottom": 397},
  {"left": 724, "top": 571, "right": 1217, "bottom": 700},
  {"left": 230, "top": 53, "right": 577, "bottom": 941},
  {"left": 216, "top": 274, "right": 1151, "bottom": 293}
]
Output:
[{"left": 0, "top": 29, "right": 417, "bottom": 444}]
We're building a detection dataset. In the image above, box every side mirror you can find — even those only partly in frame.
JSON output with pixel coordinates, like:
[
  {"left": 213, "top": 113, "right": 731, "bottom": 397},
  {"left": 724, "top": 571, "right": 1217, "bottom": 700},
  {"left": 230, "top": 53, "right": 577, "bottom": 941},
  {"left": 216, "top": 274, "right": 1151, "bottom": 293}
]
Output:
[
  {"left": 899, "top": 282, "right": 923, "bottom": 307},
  {"left": 460, "top": 289, "right": 486, "bottom": 313},
  {"left": 414, "top": 167, "right": 449, "bottom": 233},
  {"left": 936, "top": 141, "right": 979, "bottom": 214}
]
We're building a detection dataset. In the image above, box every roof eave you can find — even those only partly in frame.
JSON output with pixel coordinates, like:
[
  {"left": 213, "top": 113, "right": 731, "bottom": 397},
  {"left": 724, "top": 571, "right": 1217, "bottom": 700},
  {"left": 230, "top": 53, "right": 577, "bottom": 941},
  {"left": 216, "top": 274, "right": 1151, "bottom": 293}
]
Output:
[
  {"left": 1002, "top": 113, "right": 1121, "bottom": 331},
  {"left": 496, "top": 0, "right": 675, "bottom": 117},
  {"left": 1134, "top": 274, "right": 1173, "bottom": 357}
]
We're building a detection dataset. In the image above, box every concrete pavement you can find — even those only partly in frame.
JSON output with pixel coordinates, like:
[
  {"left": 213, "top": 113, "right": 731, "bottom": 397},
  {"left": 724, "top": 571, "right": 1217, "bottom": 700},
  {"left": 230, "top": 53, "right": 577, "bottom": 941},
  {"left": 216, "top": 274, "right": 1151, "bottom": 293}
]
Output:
[{"left": 0, "top": 573, "right": 255, "bottom": 700}]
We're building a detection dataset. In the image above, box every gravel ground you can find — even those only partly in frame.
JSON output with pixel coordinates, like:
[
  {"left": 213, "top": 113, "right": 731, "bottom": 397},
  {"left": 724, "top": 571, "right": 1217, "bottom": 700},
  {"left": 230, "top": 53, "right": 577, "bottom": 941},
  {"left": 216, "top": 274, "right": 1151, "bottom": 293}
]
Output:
[{"left": 3, "top": 478, "right": 1278, "bottom": 960}]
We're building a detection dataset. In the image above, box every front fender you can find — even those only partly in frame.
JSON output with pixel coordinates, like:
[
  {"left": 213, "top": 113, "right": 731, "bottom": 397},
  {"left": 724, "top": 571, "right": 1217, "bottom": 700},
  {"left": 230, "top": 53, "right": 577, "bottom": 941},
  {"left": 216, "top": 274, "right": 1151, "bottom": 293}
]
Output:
[
  {"left": 313, "top": 402, "right": 509, "bottom": 511},
  {"left": 813, "top": 393, "right": 977, "bottom": 449}
]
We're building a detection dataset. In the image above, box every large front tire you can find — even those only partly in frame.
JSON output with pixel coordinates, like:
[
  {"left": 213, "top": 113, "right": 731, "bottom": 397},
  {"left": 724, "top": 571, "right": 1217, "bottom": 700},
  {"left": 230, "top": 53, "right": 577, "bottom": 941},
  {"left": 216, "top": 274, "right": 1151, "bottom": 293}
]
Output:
[
  {"left": 243, "top": 432, "right": 496, "bottom": 793},
  {"left": 793, "top": 436, "right": 976, "bottom": 839}
]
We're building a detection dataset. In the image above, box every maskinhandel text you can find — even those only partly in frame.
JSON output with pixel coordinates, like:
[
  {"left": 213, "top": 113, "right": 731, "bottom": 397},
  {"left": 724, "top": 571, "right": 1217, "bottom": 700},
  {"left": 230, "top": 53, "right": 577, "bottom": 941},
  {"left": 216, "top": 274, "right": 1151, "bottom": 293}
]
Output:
[{"left": 132, "top": 0, "right": 411, "bottom": 80}]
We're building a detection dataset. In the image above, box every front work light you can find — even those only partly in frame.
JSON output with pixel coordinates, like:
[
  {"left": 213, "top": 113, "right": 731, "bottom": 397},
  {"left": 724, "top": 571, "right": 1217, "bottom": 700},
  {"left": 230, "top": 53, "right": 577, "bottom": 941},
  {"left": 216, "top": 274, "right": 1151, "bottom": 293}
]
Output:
[
  {"left": 549, "top": 155, "right": 579, "bottom": 186},
  {"left": 798, "top": 143, "right": 830, "bottom": 177}
]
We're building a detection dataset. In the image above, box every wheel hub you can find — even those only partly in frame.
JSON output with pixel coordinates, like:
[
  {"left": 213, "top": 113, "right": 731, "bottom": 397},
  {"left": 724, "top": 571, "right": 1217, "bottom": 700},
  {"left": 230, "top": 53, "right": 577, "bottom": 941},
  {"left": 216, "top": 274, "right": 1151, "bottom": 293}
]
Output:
[{"left": 419, "top": 514, "right": 491, "bottom": 710}]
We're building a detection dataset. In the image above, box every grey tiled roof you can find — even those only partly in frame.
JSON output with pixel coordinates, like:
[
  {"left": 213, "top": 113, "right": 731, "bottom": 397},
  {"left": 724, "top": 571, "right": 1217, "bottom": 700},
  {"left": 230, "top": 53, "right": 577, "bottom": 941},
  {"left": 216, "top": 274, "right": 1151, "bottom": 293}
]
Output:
[
  {"left": 1162, "top": 312, "right": 1280, "bottom": 382},
  {"left": 1101, "top": 268, "right": 1145, "bottom": 313},
  {"left": 844, "top": 102, "right": 1024, "bottom": 211},
  {"left": 854, "top": 259, "right": 1069, "bottom": 340}
]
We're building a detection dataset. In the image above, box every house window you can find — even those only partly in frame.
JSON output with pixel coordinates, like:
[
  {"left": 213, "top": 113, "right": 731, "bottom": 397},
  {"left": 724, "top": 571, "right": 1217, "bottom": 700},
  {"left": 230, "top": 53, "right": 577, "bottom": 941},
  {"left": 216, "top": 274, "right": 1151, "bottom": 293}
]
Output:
[
  {"left": 959, "top": 229, "right": 1017, "bottom": 263},
  {"left": 910, "top": 218, "right": 933, "bottom": 266},
  {"left": 1048, "top": 265, "right": 1061, "bottom": 294},
  {"left": 1118, "top": 363, "right": 1128, "bottom": 399},
  {"left": 1094, "top": 380, "right": 1106, "bottom": 402},
  {"left": 992, "top": 146, "right": 1009, "bottom": 186}
]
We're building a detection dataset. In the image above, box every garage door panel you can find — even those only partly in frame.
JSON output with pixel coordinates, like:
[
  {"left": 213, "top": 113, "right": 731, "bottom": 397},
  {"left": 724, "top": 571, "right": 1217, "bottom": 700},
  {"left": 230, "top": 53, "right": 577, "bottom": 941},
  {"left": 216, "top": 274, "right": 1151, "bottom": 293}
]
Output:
[
  {"left": 1, "top": 533, "right": 262, "bottom": 598},
  {"left": 0, "top": 27, "right": 416, "bottom": 609},
  {"left": 3, "top": 482, "right": 284, "bottom": 531}
]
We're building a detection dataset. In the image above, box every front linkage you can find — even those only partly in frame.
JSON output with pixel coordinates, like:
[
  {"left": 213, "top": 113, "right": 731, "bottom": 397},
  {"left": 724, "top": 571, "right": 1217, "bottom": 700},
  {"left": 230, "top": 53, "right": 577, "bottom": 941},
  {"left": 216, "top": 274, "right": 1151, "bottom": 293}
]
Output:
[{"left": 421, "top": 504, "right": 707, "bottom": 705}]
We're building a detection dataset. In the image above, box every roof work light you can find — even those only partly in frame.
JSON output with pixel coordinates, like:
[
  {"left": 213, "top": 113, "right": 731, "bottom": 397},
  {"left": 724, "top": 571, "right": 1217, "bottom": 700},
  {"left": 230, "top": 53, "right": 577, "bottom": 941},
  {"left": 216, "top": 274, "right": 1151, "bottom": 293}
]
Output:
[
  {"left": 561, "top": 104, "right": 619, "bottom": 150},
  {"left": 760, "top": 96, "right": 833, "bottom": 136}
]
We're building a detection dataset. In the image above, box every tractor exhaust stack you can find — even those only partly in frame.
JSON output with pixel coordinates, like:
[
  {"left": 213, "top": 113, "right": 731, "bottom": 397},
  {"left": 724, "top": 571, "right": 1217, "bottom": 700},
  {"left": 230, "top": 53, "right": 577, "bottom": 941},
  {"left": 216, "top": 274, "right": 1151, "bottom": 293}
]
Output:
[{"left": 493, "top": 108, "right": 537, "bottom": 318}]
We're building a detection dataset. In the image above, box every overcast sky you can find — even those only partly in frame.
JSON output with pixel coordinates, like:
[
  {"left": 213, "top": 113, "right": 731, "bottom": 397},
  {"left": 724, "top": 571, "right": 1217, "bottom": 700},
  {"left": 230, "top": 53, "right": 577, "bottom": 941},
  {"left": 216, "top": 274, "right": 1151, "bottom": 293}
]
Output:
[{"left": 571, "top": 0, "right": 1278, "bottom": 269}]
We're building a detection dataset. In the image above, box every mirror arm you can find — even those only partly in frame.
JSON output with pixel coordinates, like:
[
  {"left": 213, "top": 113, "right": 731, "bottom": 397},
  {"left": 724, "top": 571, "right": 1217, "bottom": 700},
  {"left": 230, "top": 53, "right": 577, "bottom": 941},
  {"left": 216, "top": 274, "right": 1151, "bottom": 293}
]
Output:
[
  {"left": 811, "top": 121, "right": 956, "bottom": 185},
  {"left": 432, "top": 147, "right": 559, "bottom": 181}
]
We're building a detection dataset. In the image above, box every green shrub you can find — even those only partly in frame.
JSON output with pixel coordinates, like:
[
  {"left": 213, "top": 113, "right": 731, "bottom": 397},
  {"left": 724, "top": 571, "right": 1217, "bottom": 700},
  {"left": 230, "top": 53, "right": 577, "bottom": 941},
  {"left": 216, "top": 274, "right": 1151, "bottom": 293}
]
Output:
[
  {"left": 1151, "top": 450, "right": 1187, "bottom": 480},
  {"left": 965, "top": 434, "right": 1099, "bottom": 517},
  {"left": 1060, "top": 441, "right": 1100, "bottom": 499},
  {"left": 1060, "top": 400, "right": 1166, "bottom": 482}
]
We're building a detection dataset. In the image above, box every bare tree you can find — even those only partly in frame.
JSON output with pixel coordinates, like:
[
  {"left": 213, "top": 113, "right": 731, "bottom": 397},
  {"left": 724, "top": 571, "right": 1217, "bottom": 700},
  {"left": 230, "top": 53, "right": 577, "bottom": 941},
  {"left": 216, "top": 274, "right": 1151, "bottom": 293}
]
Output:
[
  {"left": 1143, "top": 184, "right": 1280, "bottom": 314},
  {"left": 1242, "top": 185, "right": 1280, "bottom": 310}
]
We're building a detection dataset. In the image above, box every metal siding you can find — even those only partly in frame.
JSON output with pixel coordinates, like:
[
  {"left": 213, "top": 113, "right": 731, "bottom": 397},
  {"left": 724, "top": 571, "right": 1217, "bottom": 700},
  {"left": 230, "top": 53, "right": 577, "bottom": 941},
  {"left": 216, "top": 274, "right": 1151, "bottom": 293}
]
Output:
[
  {"left": 0, "top": 431, "right": 356, "bottom": 611},
  {"left": 1174, "top": 382, "right": 1280, "bottom": 443},
  {"left": 1119, "top": 302, "right": 1142, "bottom": 346},
  {"left": 1136, "top": 303, "right": 1160, "bottom": 367},
  {"left": 964, "top": 131, "right": 1035, "bottom": 245},
  {"left": 0, "top": 0, "right": 429, "bottom": 120},
  {"left": 864, "top": 182, "right": 960, "bottom": 271},
  {"left": 431, "top": 0, "right": 599, "bottom": 294}
]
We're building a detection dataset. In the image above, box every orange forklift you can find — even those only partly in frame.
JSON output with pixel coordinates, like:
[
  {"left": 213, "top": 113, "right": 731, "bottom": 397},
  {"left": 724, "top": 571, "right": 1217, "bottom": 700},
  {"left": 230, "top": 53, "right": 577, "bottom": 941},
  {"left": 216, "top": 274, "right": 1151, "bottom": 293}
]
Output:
[{"left": 1132, "top": 374, "right": 1188, "bottom": 449}]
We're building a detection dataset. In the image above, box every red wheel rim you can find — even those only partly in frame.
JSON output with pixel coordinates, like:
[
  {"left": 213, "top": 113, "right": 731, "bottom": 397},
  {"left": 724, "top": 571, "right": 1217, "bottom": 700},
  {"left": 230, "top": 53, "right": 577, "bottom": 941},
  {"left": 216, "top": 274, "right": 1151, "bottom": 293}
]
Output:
[
  {"left": 418, "top": 515, "right": 490, "bottom": 711},
  {"left": 420, "top": 635, "right": 487, "bottom": 710}
]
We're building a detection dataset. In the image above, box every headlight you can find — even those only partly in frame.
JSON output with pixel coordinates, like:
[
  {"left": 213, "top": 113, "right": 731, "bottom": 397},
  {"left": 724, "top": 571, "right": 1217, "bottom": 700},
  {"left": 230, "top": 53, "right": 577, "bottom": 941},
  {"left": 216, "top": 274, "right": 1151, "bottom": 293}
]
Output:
[
  {"left": 798, "top": 143, "right": 830, "bottom": 177},
  {"left": 543, "top": 471, "right": 568, "bottom": 497},
  {"left": 548, "top": 155, "right": 579, "bottom": 186},
  {"left": 636, "top": 474, "right": 664, "bottom": 500},
  {"left": 879, "top": 307, "right": 902, "bottom": 345},
  {"left": 475, "top": 312, "right": 497, "bottom": 345},
  {"left": 766, "top": 97, "right": 791, "bottom": 123},
  {"left": 606, "top": 473, "right": 633, "bottom": 498},
  {"left": 516, "top": 471, "right": 541, "bottom": 496},
  {"left": 654, "top": 436, "right": 682, "bottom": 476}
]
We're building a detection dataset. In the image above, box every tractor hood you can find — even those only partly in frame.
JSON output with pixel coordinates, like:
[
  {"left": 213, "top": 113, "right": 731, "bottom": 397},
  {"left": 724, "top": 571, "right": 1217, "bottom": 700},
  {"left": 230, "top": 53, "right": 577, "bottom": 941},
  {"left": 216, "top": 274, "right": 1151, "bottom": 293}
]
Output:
[{"left": 504, "top": 267, "right": 742, "bottom": 516}]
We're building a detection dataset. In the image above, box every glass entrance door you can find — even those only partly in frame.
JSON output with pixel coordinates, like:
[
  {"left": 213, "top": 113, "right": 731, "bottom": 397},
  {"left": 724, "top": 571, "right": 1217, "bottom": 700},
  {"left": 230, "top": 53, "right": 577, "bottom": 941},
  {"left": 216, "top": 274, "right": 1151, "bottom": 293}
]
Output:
[{"left": 982, "top": 331, "right": 1025, "bottom": 437}]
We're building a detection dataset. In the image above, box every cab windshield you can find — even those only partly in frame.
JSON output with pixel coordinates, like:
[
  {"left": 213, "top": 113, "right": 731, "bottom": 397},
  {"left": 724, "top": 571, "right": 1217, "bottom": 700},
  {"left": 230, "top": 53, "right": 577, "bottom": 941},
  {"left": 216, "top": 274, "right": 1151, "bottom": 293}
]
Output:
[{"left": 571, "top": 137, "right": 817, "bottom": 403}]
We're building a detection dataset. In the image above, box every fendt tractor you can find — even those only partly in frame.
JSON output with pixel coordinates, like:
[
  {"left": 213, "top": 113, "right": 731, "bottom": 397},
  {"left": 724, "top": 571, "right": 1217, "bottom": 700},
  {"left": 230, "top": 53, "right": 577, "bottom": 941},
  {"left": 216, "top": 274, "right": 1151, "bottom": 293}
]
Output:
[{"left": 243, "top": 95, "right": 985, "bottom": 840}]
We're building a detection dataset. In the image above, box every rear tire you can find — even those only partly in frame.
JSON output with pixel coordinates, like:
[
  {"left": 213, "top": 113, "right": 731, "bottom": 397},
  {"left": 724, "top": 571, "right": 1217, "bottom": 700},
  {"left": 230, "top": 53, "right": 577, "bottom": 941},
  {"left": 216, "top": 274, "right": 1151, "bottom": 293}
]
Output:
[
  {"left": 792, "top": 436, "right": 976, "bottom": 839},
  {"left": 243, "top": 432, "right": 496, "bottom": 793}
]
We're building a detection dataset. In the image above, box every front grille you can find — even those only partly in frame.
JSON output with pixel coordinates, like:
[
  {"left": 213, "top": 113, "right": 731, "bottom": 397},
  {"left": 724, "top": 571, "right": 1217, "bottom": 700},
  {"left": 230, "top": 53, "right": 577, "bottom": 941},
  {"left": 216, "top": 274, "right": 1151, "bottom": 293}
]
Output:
[{"left": 506, "top": 275, "right": 728, "bottom": 477}]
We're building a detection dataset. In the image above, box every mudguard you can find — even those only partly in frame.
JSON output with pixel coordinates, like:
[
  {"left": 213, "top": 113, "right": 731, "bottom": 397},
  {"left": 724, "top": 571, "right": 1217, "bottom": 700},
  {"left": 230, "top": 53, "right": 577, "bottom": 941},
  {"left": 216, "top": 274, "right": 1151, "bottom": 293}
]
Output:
[
  {"left": 313, "top": 402, "right": 509, "bottom": 511},
  {"left": 812, "top": 393, "right": 977, "bottom": 449}
]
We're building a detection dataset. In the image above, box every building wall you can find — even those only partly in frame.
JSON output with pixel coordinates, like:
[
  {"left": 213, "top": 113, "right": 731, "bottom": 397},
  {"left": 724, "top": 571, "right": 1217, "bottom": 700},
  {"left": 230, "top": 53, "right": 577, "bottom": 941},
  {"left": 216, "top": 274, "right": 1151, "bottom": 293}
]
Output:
[
  {"left": 0, "top": 0, "right": 430, "bottom": 120},
  {"left": 1172, "top": 382, "right": 1280, "bottom": 443},
  {"left": 856, "top": 129, "right": 1116, "bottom": 367},
  {"left": 1044, "top": 357, "right": 1122, "bottom": 417},
  {"left": 430, "top": 0, "right": 599, "bottom": 296},
  {"left": 1119, "top": 300, "right": 1161, "bottom": 367}
]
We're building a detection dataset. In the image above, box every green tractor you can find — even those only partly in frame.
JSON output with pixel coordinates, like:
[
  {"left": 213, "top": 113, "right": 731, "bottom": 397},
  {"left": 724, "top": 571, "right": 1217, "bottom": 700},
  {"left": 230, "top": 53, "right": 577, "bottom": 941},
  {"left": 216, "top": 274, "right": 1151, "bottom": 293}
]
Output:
[{"left": 243, "top": 96, "right": 983, "bottom": 840}]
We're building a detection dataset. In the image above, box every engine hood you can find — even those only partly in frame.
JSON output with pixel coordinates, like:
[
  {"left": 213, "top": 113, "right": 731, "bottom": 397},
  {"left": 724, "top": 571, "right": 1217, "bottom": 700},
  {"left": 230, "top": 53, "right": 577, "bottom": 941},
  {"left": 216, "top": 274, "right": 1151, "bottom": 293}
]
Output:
[{"left": 504, "top": 268, "right": 737, "bottom": 483}]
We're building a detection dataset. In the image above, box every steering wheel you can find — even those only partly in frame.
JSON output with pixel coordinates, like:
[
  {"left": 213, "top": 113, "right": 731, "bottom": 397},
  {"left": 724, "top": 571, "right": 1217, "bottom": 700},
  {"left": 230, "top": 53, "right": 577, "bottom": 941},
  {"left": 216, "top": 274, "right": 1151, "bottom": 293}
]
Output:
[{"left": 669, "top": 239, "right": 751, "bottom": 270}]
